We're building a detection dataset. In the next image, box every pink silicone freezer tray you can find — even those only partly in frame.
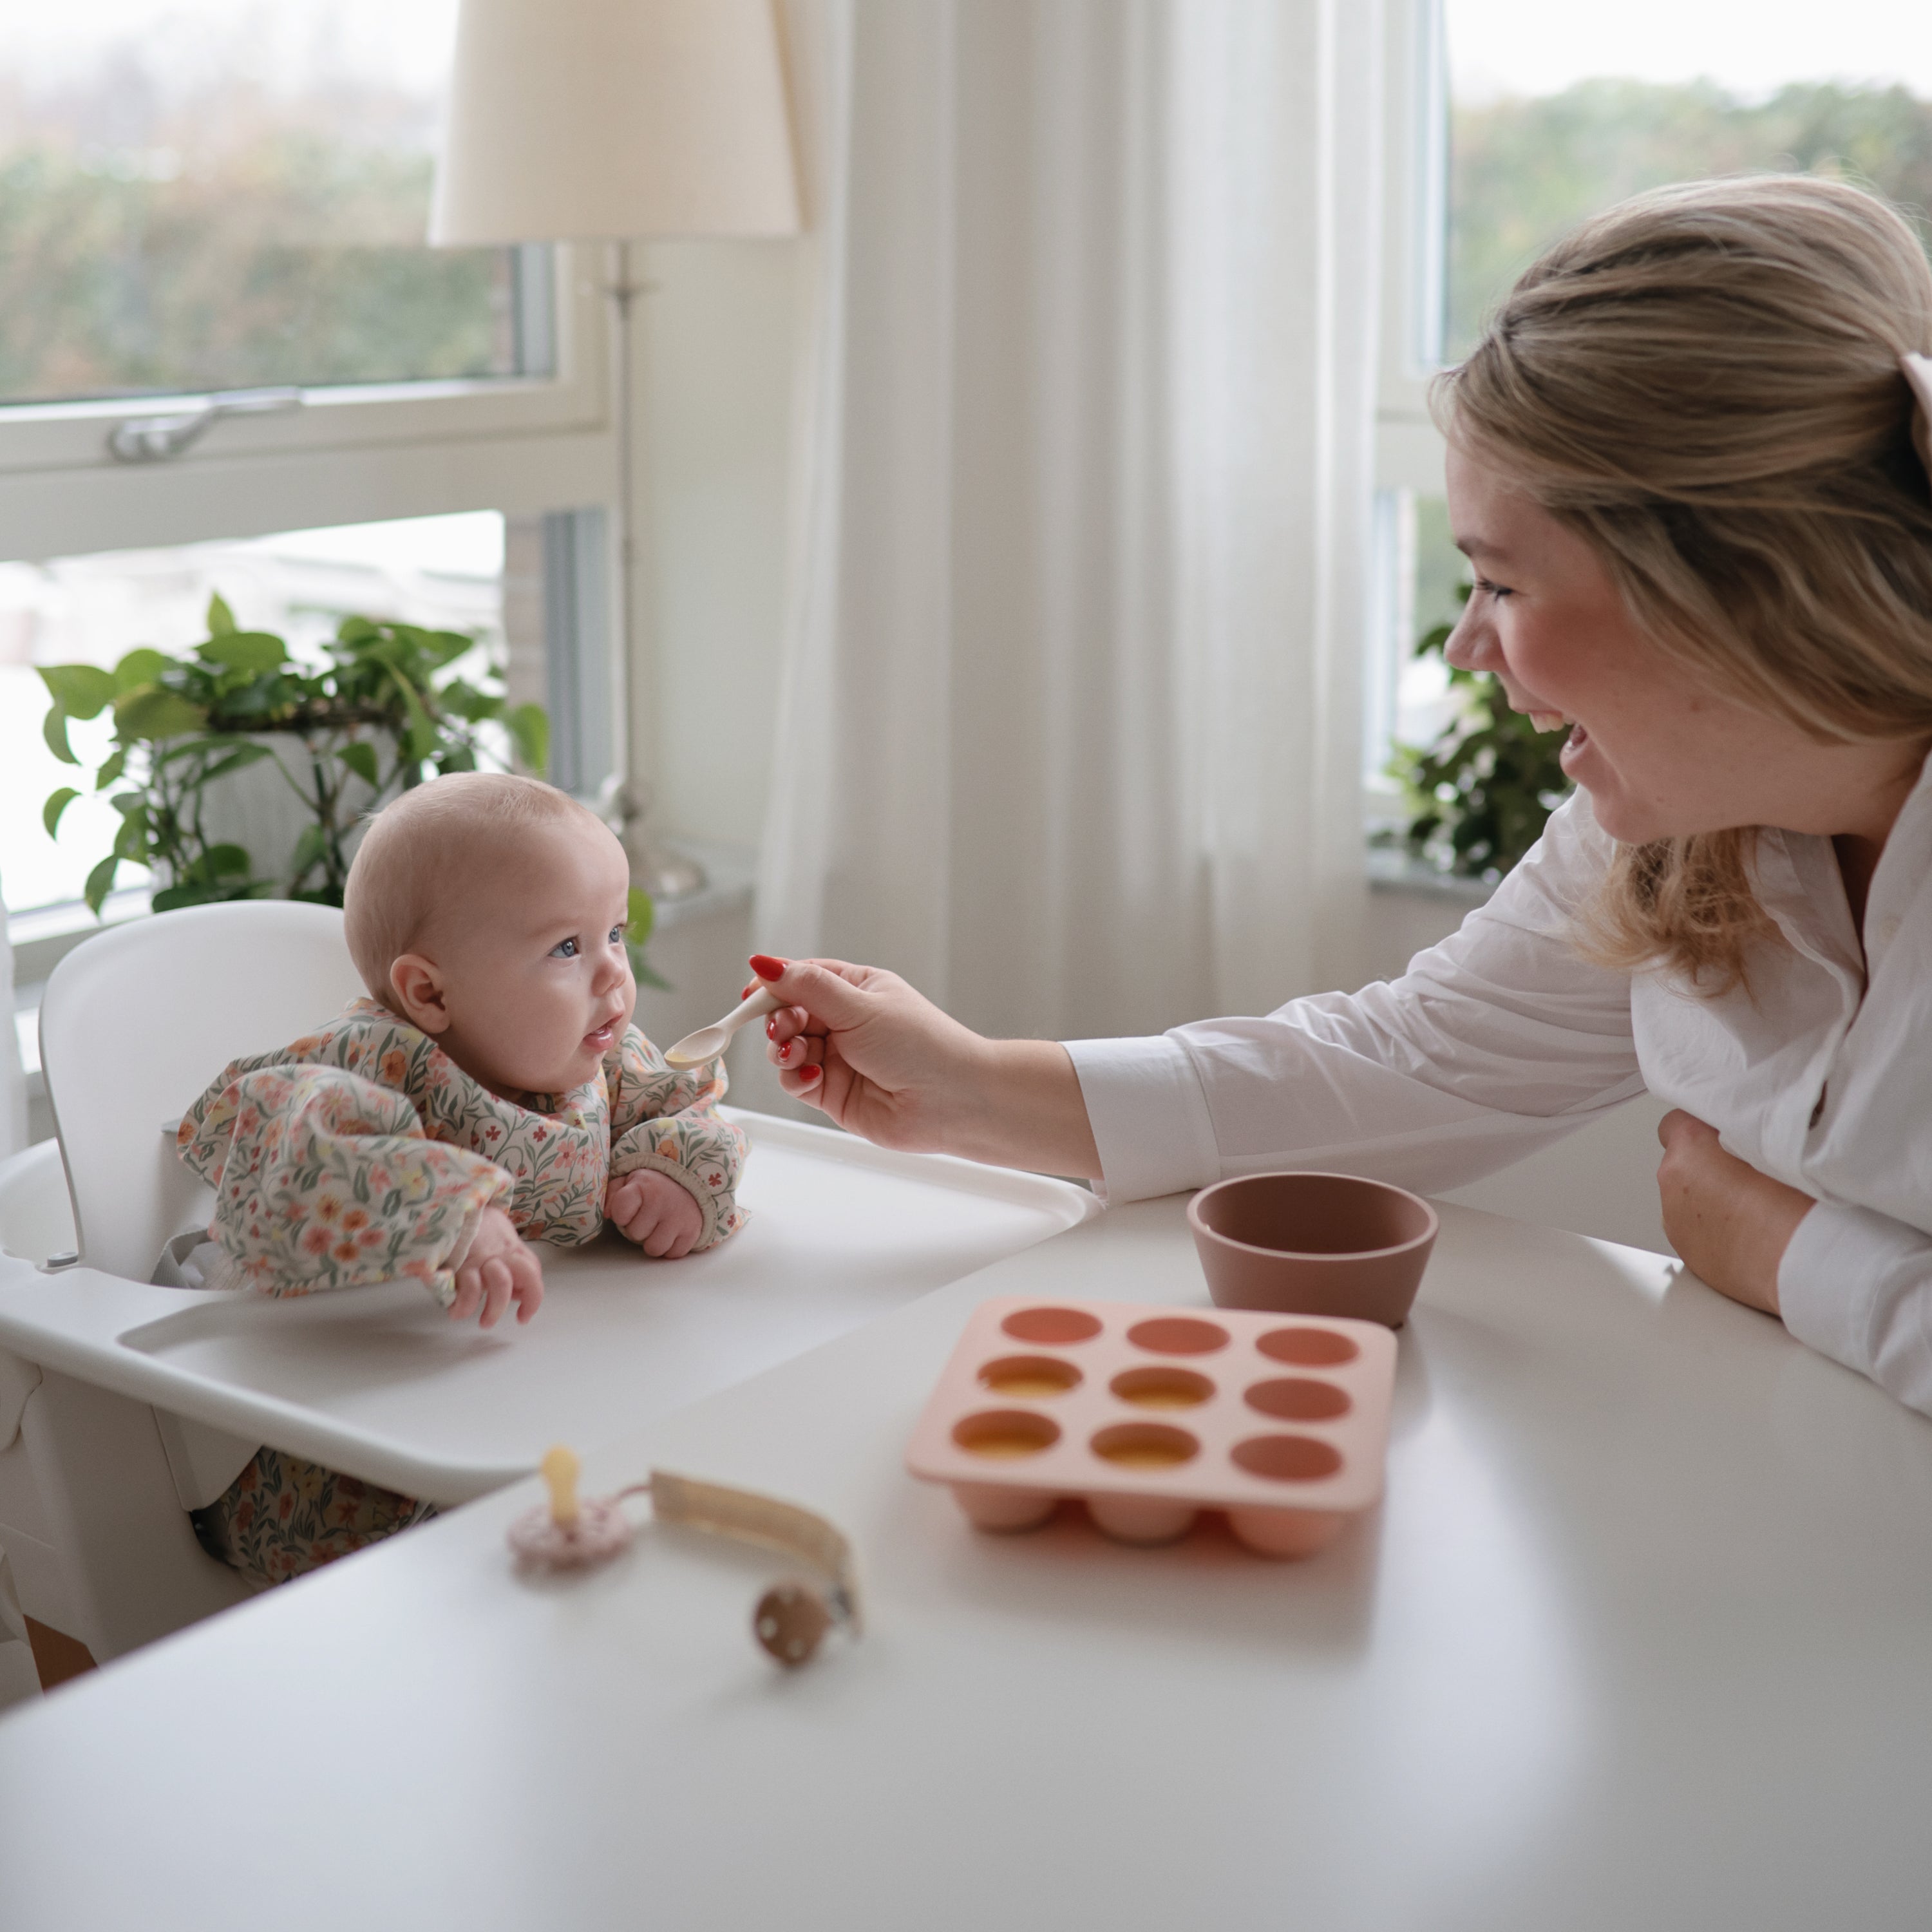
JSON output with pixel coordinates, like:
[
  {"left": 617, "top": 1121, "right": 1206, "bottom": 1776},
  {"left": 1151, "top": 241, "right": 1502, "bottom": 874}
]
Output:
[{"left": 905, "top": 1297, "right": 1397, "bottom": 1558}]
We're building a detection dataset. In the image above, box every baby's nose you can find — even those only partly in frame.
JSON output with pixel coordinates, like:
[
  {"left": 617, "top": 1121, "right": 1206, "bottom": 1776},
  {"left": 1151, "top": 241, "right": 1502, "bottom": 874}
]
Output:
[{"left": 1443, "top": 608, "right": 1494, "bottom": 673}]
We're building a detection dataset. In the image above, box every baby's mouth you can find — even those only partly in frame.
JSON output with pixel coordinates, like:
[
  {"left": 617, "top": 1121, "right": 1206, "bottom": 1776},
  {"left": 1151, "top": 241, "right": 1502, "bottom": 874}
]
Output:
[{"left": 583, "top": 1016, "right": 622, "bottom": 1050}]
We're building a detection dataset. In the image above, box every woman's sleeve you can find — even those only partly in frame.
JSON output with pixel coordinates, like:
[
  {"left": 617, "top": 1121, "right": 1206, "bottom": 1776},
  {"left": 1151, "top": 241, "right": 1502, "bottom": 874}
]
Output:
[
  {"left": 1779, "top": 1203, "right": 1932, "bottom": 1417},
  {"left": 1065, "top": 793, "right": 1647, "bottom": 1203},
  {"left": 177, "top": 1063, "right": 511, "bottom": 1305},
  {"left": 605, "top": 1028, "right": 749, "bottom": 1249}
]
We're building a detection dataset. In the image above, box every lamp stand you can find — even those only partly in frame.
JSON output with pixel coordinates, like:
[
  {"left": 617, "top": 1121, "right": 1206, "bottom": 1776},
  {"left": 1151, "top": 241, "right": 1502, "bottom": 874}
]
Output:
[{"left": 605, "top": 242, "right": 705, "bottom": 902}]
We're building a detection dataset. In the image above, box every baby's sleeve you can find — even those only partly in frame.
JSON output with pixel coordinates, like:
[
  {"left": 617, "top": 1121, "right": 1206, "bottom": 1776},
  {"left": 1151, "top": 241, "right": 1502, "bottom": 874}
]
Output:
[
  {"left": 604, "top": 1028, "right": 749, "bottom": 1250},
  {"left": 177, "top": 1060, "right": 511, "bottom": 1306}
]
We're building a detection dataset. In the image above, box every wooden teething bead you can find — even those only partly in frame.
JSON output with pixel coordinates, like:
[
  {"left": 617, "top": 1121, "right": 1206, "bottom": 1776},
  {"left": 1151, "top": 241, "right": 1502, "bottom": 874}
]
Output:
[{"left": 753, "top": 1580, "right": 833, "bottom": 1667}]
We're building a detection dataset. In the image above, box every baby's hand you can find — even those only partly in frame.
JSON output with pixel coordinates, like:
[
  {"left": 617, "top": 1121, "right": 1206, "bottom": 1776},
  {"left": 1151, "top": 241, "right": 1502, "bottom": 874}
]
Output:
[
  {"left": 449, "top": 1206, "right": 545, "bottom": 1329},
  {"left": 605, "top": 1170, "right": 705, "bottom": 1259}
]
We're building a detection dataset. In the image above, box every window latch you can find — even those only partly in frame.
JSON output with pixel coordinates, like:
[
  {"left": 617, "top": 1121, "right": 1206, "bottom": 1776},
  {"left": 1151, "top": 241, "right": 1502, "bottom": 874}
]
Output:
[{"left": 106, "top": 386, "right": 305, "bottom": 464}]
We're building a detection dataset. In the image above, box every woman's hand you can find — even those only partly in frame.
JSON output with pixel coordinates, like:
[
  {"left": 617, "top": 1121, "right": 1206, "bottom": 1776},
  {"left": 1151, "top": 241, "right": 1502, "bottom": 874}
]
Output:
[
  {"left": 1656, "top": 1110, "right": 1814, "bottom": 1316},
  {"left": 448, "top": 1206, "right": 545, "bottom": 1328},
  {"left": 751, "top": 955, "right": 1103, "bottom": 1180}
]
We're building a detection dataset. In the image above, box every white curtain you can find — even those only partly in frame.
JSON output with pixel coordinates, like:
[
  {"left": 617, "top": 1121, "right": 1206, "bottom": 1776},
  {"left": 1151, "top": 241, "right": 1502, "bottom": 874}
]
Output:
[
  {"left": 0, "top": 875, "right": 25, "bottom": 1159},
  {"left": 757, "top": 0, "right": 1383, "bottom": 1043}
]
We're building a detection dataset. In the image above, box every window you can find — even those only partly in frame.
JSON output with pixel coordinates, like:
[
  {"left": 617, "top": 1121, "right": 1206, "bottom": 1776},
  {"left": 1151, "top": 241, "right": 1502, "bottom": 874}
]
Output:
[
  {"left": 1368, "top": 0, "right": 1932, "bottom": 824},
  {"left": 0, "top": 0, "right": 612, "bottom": 569},
  {"left": 0, "top": 0, "right": 539, "bottom": 404},
  {"left": 0, "top": 0, "right": 622, "bottom": 938},
  {"left": 1, "top": 512, "right": 512, "bottom": 914},
  {"left": 1444, "top": 1, "right": 1932, "bottom": 358}
]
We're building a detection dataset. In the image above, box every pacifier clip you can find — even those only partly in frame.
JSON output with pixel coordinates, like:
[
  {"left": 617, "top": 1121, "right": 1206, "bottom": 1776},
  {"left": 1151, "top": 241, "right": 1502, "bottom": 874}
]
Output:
[{"left": 507, "top": 1446, "right": 862, "bottom": 1668}]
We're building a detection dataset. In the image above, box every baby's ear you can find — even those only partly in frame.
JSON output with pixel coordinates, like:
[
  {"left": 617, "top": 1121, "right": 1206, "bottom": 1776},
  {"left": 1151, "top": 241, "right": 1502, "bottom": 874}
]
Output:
[{"left": 388, "top": 954, "right": 451, "bottom": 1034}]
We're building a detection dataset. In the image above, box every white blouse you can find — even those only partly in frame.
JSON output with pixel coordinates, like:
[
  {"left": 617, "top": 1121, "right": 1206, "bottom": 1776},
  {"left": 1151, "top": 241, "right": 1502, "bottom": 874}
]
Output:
[{"left": 1066, "top": 756, "right": 1932, "bottom": 1416}]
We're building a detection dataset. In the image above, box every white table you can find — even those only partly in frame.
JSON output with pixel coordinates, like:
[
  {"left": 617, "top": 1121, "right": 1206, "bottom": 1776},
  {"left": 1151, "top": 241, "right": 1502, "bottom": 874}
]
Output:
[{"left": 4, "top": 1197, "right": 1931, "bottom": 1932}]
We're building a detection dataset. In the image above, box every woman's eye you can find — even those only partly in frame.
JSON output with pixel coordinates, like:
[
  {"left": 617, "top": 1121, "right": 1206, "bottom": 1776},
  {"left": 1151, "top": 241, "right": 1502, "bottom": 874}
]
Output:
[
  {"left": 551, "top": 938, "right": 580, "bottom": 959},
  {"left": 1478, "top": 577, "right": 1515, "bottom": 602}
]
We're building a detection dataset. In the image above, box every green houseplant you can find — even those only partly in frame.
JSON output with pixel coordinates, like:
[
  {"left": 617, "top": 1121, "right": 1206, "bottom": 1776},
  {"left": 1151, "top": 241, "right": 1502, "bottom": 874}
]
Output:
[
  {"left": 39, "top": 593, "right": 667, "bottom": 983},
  {"left": 1387, "top": 589, "right": 1573, "bottom": 880},
  {"left": 40, "top": 594, "right": 549, "bottom": 912}
]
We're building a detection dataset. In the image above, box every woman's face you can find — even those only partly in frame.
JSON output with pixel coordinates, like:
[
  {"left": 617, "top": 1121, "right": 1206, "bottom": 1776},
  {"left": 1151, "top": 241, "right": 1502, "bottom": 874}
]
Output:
[{"left": 1443, "top": 440, "right": 1919, "bottom": 848}]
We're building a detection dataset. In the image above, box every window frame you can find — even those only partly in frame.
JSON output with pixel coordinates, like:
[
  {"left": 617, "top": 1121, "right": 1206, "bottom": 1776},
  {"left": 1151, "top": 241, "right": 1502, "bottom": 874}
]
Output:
[
  {"left": 0, "top": 243, "right": 618, "bottom": 565},
  {"left": 1365, "top": 0, "right": 1452, "bottom": 848},
  {"left": 1376, "top": 0, "right": 1450, "bottom": 501}
]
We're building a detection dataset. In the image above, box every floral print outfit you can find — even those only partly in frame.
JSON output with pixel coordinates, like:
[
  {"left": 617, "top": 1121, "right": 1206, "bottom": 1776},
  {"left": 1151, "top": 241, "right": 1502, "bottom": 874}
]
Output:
[{"left": 175, "top": 998, "right": 748, "bottom": 1586}]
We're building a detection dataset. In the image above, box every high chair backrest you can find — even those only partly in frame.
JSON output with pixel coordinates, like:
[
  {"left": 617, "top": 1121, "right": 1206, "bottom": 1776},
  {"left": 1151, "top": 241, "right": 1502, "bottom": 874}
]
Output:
[{"left": 40, "top": 902, "right": 366, "bottom": 1282}]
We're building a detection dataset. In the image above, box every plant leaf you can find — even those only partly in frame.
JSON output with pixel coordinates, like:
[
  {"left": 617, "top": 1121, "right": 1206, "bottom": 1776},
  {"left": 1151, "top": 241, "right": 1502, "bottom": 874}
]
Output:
[
  {"left": 506, "top": 702, "right": 549, "bottom": 775},
  {"left": 206, "top": 592, "right": 238, "bottom": 635},
  {"left": 289, "top": 822, "right": 330, "bottom": 879},
  {"left": 422, "top": 629, "right": 475, "bottom": 669},
  {"left": 435, "top": 677, "right": 501, "bottom": 723},
  {"left": 337, "top": 615, "right": 379, "bottom": 647},
  {"left": 113, "top": 687, "right": 208, "bottom": 741},
  {"left": 381, "top": 665, "right": 438, "bottom": 764},
  {"left": 336, "top": 741, "right": 380, "bottom": 788},
  {"left": 112, "top": 808, "right": 149, "bottom": 861},
  {"left": 113, "top": 648, "right": 173, "bottom": 692},
  {"left": 626, "top": 886, "right": 655, "bottom": 950},
  {"left": 42, "top": 706, "right": 77, "bottom": 764},
  {"left": 195, "top": 744, "right": 274, "bottom": 786},
  {"left": 198, "top": 631, "right": 287, "bottom": 673},
  {"left": 42, "top": 788, "right": 79, "bottom": 837},
  {"left": 95, "top": 748, "right": 127, "bottom": 790},
  {"left": 204, "top": 843, "right": 252, "bottom": 878},
  {"left": 39, "top": 664, "right": 117, "bottom": 719},
  {"left": 84, "top": 855, "right": 118, "bottom": 916}
]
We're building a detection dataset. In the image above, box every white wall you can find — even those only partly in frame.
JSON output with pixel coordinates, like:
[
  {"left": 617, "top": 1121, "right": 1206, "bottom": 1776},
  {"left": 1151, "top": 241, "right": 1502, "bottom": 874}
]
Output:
[{"left": 630, "top": 240, "right": 807, "bottom": 851}]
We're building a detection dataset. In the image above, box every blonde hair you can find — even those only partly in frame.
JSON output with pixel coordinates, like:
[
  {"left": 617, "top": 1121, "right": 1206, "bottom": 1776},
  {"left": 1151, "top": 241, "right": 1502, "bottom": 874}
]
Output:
[
  {"left": 343, "top": 773, "right": 605, "bottom": 1001},
  {"left": 1436, "top": 175, "right": 1932, "bottom": 990}
]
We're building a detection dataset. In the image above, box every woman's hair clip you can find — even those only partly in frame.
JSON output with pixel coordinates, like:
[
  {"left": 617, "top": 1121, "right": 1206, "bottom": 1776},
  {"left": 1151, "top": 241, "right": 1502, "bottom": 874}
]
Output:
[{"left": 1903, "top": 352, "right": 1932, "bottom": 485}]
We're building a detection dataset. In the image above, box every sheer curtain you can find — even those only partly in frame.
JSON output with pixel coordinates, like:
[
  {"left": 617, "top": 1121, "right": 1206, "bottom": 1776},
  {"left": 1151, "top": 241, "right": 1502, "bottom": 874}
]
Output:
[
  {"left": 0, "top": 876, "right": 25, "bottom": 1159},
  {"left": 759, "top": 0, "right": 1384, "bottom": 1043}
]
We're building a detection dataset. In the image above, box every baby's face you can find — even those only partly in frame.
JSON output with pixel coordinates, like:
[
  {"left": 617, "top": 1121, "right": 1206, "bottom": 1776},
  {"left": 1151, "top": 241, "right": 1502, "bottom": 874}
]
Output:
[{"left": 408, "top": 816, "right": 636, "bottom": 1099}]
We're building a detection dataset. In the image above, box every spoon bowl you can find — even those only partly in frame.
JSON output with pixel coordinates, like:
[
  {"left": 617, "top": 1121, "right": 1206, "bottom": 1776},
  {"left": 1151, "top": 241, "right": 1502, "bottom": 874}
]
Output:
[{"left": 663, "top": 985, "right": 784, "bottom": 1068}]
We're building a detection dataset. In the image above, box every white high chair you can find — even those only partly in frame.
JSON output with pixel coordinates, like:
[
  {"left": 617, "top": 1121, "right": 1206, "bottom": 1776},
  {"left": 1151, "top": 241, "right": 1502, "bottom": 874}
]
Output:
[
  {"left": 0, "top": 901, "right": 365, "bottom": 1661},
  {"left": 0, "top": 902, "right": 1101, "bottom": 1672}
]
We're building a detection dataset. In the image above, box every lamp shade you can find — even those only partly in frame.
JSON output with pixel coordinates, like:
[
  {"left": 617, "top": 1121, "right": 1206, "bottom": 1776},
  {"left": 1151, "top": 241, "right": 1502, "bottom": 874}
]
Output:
[{"left": 431, "top": 0, "right": 800, "bottom": 243}]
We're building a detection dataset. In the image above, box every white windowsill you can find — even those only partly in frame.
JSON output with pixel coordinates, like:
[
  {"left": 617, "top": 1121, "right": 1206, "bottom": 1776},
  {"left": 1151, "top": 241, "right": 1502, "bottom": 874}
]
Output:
[{"left": 1365, "top": 844, "right": 1495, "bottom": 905}]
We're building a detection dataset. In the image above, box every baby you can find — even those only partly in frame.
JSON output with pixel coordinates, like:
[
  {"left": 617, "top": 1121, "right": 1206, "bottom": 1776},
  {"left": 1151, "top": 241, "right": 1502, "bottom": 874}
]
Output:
[{"left": 173, "top": 773, "right": 747, "bottom": 1584}]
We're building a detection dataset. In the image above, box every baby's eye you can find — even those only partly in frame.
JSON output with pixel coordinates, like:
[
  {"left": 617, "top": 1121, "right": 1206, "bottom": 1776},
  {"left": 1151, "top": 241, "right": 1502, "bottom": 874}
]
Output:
[
  {"left": 607, "top": 925, "right": 625, "bottom": 946},
  {"left": 551, "top": 937, "right": 580, "bottom": 959}
]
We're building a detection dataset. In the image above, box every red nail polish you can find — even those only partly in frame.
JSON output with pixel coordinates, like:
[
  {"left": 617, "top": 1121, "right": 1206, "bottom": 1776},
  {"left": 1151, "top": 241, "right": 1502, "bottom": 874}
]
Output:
[
  {"left": 750, "top": 954, "right": 787, "bottom": 981},
  {"left": 800, "top": 1063, "right": 821, "bottom": 1082},
  {"left": 741, "top": 983, "right": 759, "bottom": 1001},
  {"left": 766, "top": 1017, "right": 778, "bottom": 1038}
]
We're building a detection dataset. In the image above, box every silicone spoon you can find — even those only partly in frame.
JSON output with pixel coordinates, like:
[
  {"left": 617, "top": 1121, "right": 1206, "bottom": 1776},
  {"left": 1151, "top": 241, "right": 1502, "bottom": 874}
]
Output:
[{"left": 662, "top": 983, "right": 784, "bottom": 1067}]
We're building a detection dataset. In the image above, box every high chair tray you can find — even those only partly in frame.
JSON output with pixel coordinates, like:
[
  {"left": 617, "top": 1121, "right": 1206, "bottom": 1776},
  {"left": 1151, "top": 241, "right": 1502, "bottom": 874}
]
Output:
[{"left": 0, "top": 1110, "right": 1095, "bottom": 1504}]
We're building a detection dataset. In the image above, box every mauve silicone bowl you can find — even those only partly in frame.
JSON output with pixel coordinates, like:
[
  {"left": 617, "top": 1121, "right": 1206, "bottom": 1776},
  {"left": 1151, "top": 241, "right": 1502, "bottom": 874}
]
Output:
[{"left": 1187, "top": 1171, "right": 1439, "bottom": 1327}]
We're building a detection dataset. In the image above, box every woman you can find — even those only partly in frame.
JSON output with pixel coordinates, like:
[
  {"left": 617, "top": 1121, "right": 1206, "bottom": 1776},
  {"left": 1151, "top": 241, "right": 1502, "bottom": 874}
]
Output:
[{"left": 751, "top": 175, "right": 1932, "bottom": 1417}]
